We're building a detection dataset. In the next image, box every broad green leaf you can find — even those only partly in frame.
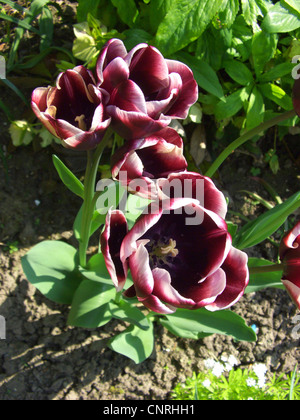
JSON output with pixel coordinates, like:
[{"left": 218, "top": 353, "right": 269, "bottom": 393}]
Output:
[
  {"left": 52, "top": 154, "right": 84, "bottom": 198},
  {"left": 108, "top": 322, "right": 154, "bottom": 364},
  {"left": 110, "top": 0, "right": 139, "bottom": 27},
  {"left": 109, "top": 300, "right": 150, "bottom": 330},
  {"left": 258, "top": 62, "right": 295, "bottom": 83},
  {"left": 72, "top": 22, "right": 98, "bottom": 64},
  {"left": 149, "top": 0, "right": 173, "bottom": 33},
  {"left": 76, "top": 0, "right": 101, "bottom": 22},
  {"left": 219, "top": 0, "right": 240, "bottom": 27},
  {"left": 79, "top": 253, "right": 113, "bottom": 286},
  {"left": 259, "top": 83, "right": 293, "bottom": 110},
  {"left": 176, "top": 52, "right": 224, "bottom": 99},
  {"left": 123, "top": 29, "right": 152, "bottom": 50},
  {"left": 282, "top": 0, "right": 300, "bottom": 14},
  {"left": 246, "top": 258, "right": 284, "bottom": 293},
  {"left": 224, "top": 59, "right": 254, "bottom": 86},
  {"left": 67, "top": 279, "right": 115, "bottom": 328},
  {"left": 165, "top": 308, "right": 256, "bottom": 342},
  {"left": 252, "top": 31, "right": 277, "bottom": 77},
  {"left": 159, "top": 318, "right": 211, "bottom": 339},
  {"left": 154, "top": 0, "right": 224, "bottom": 55},
  {"left": 215, "top": 87, "right": 251, "bottom": 120},
  {"left": 262, "top": 2, "right": 300, "bottom": 33},
  {"left": 245, "top": 86, "right": 265, "bottom": 131},
  {"left": 73, "top": 205, "right": 106, "bottom": 241},
  {"left": 241, "top": 0, "right": 263, "bottom": 27},
  {"left": 233, "top": 191, "right": 300, "bottom": 249},
  {"left": 21, "top": 240, "right": 81, "bottom": 305}
]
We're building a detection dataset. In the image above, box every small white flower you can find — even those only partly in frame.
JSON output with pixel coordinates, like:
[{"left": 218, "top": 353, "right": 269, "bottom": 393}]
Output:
[
  {"left": 202, "top": 379, "right": 211, "bottom": 389},
  {"left": 204, "top": 358, "right": 216, "bottom": 370},
  {"left": 228, "top": 355, "right": 239, "bottom": 367},
  {"left": 212, "top": 362, "right": 225, "bottom": 377},
  {"left": 253, "top": 363, "right": 268, "bottom": 379},
  {"left": 246, "top": 378, "right": 257, "bottom": 387}
]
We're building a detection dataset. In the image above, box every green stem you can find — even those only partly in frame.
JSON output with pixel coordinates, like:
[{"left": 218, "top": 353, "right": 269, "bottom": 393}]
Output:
[
  {"left": 205, "top": 110, "right": 296, "bottom": 178},
  {"left": 249, "top": 263, "right": 283, "bottom": 274},
  {"left": 79, "top": 129, "right": 112, "bottom": 267}
]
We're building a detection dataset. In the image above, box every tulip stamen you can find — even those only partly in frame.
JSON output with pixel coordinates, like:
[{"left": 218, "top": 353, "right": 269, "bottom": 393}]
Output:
[
  {"left": 159, "top": 238, "right": 179, "bottom": 258},
  {"left": 75, "top": 114, "right": 87, "bottom": 131}
]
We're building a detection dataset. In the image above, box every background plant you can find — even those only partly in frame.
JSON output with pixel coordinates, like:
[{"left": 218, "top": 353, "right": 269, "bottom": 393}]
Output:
[{"left": 171, "top": 360, "right": 300, "bottom": 400}]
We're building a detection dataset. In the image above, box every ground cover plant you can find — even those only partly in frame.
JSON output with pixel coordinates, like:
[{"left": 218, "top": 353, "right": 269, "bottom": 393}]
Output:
[{"left": 0, "top": 0, "right": 299, "bottom": 400}]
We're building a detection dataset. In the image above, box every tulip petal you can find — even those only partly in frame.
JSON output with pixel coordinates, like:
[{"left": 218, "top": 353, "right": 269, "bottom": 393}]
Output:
[
  {"left": 106, "top": 105, "right": 171, "bottom": 139},
  {"left": 100, "top": 209, "right": 128, "bottom": 291},
  {"left": 62, "top": 119, "right": 111, "bottom": 150},
  {"left": 282, "top": 280, "right": 300, "bottom": 309},
  {"left": 128, "top": 243, "right": 154, "bottom": 297},
  {"left": 206, "top": 246, "right": 249, "bottom": 311},
  {"left": 126, "top": 45, "right": 169, "bottom": 96},
  {"left": 110, "top": 79, "right": 147, "bottom": 113},
  {"left": 101, "top": 57, "right": 130, "bottom": 93},
  {"left": 165, "top": 59, "right": 199, "bottom": 118},
  {"left": 192, "top": 268, "right": 227, "bottom": 309},
  {"left": 138, "top": 294, "right": 176, "bottom": 314},
  {"left": 96, "top": 38, "right": 128, "bottom": 84},
  {"left": 152, "top": 267, "right": 195, "bottom": 307},
  {"left": 279, "top": 221, "right": 300, "bottom": 260}
]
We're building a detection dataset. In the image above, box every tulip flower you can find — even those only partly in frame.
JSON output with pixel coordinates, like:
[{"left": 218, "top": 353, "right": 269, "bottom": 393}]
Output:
[
  {"left": 111, "top": 127, "right": 187, "bottom": 198},
  {"left": 96, "top": 39, "right": 198, "bottom": 139},
  {"left": 101, "top": 198, "right": 249, "bottom": 314},
  {"left": 31, "top": 66, "right": 111, "bottom": 150},
  {"left": 279, "top": 221, "right": 300, "bottom": 309}
]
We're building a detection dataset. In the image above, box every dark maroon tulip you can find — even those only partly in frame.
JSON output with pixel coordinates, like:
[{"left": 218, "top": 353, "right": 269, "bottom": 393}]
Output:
[
  {"left": 111, "top": 127, "right": 187, "bottom": 198},
  {"left": 279, "top": 221, "right": 300, "bottom": 309},
  {"left": 100, "top": 209, "right": 128, "bottom": 291},
  {"left": 157, "top": 172, "right": 228, "bottom": 220},
  {"left": 31, "top": 66, "right": 111, "bottom": 150},
  {"left": 101, "top": 198, "right": 249, "bottom": 314},
  {"left": 96, "top": 39, "right": 198, "bottom": 139}
]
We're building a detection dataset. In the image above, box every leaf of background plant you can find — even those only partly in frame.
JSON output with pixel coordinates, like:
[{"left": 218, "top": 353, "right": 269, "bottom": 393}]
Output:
[
  {"left": 282, "top": 0, "right": 300, "bottom": 14},
  {"left": 154, "top": 0, "right": 224, "bottom": 55},
  {"left": 76, "top": 0, "right": 101, "bottom": 22},
  {"left": 233, "top": 191, "right": 300, "bottom": 249},
  {"left": 245, "top": 86, "right": 265, "bottom": 131},
  {"left": 262, "top": 1, "right": 300, "bottom": 33},
  {"left": 224, "top": 59, "right": 254, "bottom": 86},
  {"left": 219, "top": 0, "right": 240, "bottom": 27},
  {"left": 108, "top": 322, "right": 154, "bottom": 364},
  {"left": 176, "top": 52, "right": 224, "bottom": 99},
  {"left": 246, "top": 258, "right": 284, "bottom": 293},
  {"left": 1, "top": 79, "right": 29, "bottom": 106},
  {"left": 21, "top": 240, "right": 81, "bottom": 305},
  {"left": 110, "top": 0, "right": 139, "bottom": 28},
  {"left": 259, "top": 83, "right": 293, "bottom": 110},
  {"left": 67, "top": 279, "right": 115, "bottom": 328},
  {"left": 149, "top": 0, "right": 173, "bottom": 33},
  {"left": 109, "top": 300, "right": 150, "bottom": 330},
  {"left": 258, "top": 62, "right": 295, "bottom": 83},
  {"left": 52, "top": 155, "right": 84, "bottom": 199},
  {"left": 252, "top": 31, "right": 277, "bottom": 77},
  {"left": 79, "top": 253, "right": 113, "bottom": 286},
  {"left": 165, "top": 308, "right": 256, "bottom": 342},
  {"left": 215, "top": 87, "right": 250, "bottom": 120},
  {"left": 39, "top": 6, "right": 53, "bottom": 52},
  {"left": 241, "top": 0, "right": 263, "bottom": 27}
]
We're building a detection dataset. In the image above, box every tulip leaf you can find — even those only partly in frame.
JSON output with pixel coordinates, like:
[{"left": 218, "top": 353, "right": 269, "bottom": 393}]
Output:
[
  {"left": 234, "top": 191, "right": 300, "bottom": 249},
  {"left": 79, "top": 253, "right": 114, "bottom": 286},
  {"left": 52, "top": 154, "right": 84, "bottom": 199},
  {"left": 109, "top": 300, "right": 150, "bottom": 331},
  {"left": 159, "top": 318, "right": 212, "bottom": 339},
  {"left": 165, "top": 308, "right": 257, "bottom": 342},
  {"left": 21, "top": 240, "right": 81, "bottom": 305},
  {"left": 67, "top": 279, "right": 115, "bottom": 328},
  {"left": 246, "top": 258, "right": 285, "bottom": 293},
  {"left": 108, "top": 322, "right": 154, "bottom": 364}
]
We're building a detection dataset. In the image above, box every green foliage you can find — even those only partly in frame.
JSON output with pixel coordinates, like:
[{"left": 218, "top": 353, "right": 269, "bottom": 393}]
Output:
[{"left": 172, "top": 363, "right": 300, "bottom": 400}]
